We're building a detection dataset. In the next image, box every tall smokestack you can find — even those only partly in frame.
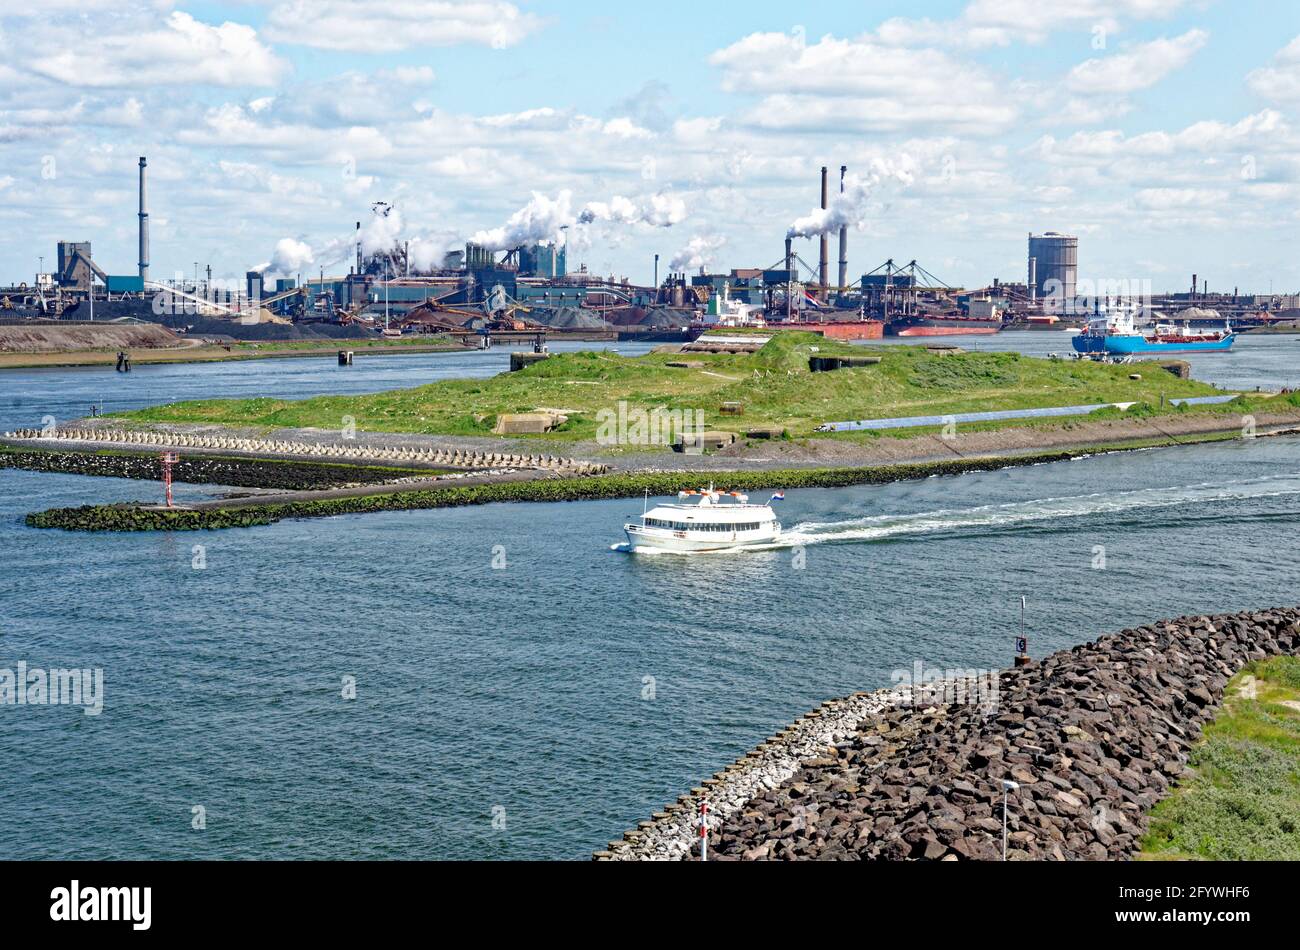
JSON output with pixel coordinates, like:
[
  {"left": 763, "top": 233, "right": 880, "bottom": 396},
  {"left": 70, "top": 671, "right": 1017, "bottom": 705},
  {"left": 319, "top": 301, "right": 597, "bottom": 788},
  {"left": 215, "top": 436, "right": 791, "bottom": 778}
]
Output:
[
  {"left": 819, "top": 166, "right": 829, "bottom": 297},
  {"left": 137, "top": 156, "right": 149, "bottom": 283},
  {"left": 785, "top": 237, "right": 794, "bottom": 319},
  {"left": 837, "top": 165, "right": 848, "bottom": 295}
]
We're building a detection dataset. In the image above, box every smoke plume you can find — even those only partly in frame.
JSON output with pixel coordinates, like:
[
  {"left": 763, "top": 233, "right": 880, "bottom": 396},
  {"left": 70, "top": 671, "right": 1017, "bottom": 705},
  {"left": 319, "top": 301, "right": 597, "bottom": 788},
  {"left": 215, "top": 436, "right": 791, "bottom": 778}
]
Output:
[
  {"left": 258, "top": 238, "right": 315, "bottom": 277},
  {"left": 670, "top": 234, "right": 726, "bottom": 272},
  {"left": 579, "top": 192, "right": 687, "bottom": 228},
  {"left": 786, "top": 162, "right": 914, "bottom": 239},
  {"left": 469, "top": 190, "right": 575, "bottom": 251}
]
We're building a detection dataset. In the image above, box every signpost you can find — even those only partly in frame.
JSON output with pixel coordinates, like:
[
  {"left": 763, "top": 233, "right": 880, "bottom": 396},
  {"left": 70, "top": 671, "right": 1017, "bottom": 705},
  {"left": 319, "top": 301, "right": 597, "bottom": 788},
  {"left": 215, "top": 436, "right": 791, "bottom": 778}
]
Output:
[
  {"left": 699, "top": 799, "right": 709, "bottom": 862},
  {"left": 160, "top": 452, "right": 179, "bottom": 508},
  {"left": 1015, "top": 596, "right": 1031, "bottom": 667}
]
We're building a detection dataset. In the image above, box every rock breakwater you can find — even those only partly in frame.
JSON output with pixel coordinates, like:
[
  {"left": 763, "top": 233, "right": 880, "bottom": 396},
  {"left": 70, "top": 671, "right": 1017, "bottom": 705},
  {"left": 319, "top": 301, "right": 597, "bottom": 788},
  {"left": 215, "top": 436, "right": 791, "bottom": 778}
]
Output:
[
  {"left": 2, "top": 428, "right": 609, "bottom": 476},
  {"left": 0, "top": 447, "right": 425, "bottom": 491},
  {"left": 599, "top": 608, "right": 1300, "bottom": 861}
]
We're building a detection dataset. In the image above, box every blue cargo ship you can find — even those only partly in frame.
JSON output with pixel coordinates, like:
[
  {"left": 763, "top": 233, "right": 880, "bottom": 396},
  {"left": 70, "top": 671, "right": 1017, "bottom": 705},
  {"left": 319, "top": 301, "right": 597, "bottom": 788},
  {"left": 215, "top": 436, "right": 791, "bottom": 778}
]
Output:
[{"left": 1071, "top": 303, "right": 1235, "bottom": 356}]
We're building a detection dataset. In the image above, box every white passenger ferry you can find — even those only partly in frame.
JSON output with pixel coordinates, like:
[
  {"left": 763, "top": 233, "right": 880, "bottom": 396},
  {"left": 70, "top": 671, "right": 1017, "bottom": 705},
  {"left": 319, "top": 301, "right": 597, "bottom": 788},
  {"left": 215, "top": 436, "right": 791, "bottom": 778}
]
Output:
[{"left": 623, "top": 486, "right": 783, "bottom": 553}]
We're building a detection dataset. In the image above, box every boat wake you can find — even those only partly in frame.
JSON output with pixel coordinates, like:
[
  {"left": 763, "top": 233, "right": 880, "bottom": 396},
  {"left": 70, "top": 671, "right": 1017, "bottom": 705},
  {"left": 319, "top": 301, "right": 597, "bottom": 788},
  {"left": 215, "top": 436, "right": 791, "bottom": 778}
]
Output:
[
  {"left": 613, "top": 472, "right": 1300, "bottom": 555},
  {"left": 782, "top": 473, "right": 1300, "bottom": 549}
]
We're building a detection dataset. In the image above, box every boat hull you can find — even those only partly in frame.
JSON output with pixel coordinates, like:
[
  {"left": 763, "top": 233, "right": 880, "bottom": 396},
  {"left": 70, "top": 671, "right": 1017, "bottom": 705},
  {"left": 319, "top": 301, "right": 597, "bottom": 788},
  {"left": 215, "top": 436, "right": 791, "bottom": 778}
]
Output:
[
  {"left": 895, "top": 325, "right": 1001, "bottom": 337},
  {"left": 1072, "top": 333, "right": 1236, "bottom": 355},
  {"left": 623, "top": 525, "right": 781, "bottom": 553},
  {"left": 888, "top": 316, "right": 1003, "bottom": 337},
  {"left": 802, "top": 321, "right": 885, "bottom": 341}
]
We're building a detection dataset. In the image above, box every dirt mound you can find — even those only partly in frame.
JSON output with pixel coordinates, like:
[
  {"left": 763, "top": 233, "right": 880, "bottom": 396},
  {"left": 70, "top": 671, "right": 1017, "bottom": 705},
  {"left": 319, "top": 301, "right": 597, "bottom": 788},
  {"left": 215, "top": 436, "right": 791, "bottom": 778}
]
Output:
[{"left": 0, "top": 323, "right": 181, "bottom": 353}]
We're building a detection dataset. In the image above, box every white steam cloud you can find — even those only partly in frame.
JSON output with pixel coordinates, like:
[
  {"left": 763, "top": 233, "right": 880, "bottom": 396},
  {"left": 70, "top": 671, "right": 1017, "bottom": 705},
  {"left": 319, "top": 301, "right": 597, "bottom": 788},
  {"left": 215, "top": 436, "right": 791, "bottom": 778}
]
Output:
[
  {"left": 407, "top": 233, "right": 459, "bottom": 272},
  {"left": 469, "top": 190, "right": 575, "bottom": 251},
  {"left": 258, "top": 237, "right": 315, "bottom": 277},
  {"left": 579, "top": 192, "right": 687, "bottom": 228},
  {"left": 670, "top": 234, "right": 726, "bottom": 273},
  {"left": 258, "top": 203, "right": 457, "bottom": 276},
  {"left": 787, "top": 162, "right": 915, "bottom": 239},
  {"left": 359, "top": 203, "right": 403, "bottom": 257}
]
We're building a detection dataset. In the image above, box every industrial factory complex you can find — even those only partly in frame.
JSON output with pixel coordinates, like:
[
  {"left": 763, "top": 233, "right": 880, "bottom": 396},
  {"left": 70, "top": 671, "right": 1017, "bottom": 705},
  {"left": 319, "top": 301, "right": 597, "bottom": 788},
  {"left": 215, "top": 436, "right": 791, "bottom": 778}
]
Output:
[{"left": 3, "top": 160, "right": 1299, "bottom": 346}]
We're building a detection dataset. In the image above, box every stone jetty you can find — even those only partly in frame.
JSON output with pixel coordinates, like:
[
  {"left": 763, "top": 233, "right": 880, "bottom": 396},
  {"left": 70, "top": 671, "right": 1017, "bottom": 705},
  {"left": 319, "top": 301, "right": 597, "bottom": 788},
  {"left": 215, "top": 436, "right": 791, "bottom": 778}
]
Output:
[
  {"left": 598, "top": 607, "right": 1300, "bottom": 861},
  {"left": 1, "top": 428, "right": 609, "bottom": 477}
]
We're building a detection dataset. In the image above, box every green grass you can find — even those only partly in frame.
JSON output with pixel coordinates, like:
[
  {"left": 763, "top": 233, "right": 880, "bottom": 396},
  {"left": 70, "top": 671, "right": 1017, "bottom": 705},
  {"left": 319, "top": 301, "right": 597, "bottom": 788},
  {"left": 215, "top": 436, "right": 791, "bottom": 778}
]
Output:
[
  {"left": 1140, "top": 656, "right": 1300, "bottom": 861},
  {"left": 116, "top": 331, "right": 1237, "bottom": 442}
]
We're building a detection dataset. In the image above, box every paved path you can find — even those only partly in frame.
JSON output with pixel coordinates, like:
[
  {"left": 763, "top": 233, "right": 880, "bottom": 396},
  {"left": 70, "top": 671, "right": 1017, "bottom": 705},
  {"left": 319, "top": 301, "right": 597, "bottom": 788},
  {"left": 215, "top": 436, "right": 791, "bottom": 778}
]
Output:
[{"left": 817, "top": 395, "right": 1242, "bottom": 432}]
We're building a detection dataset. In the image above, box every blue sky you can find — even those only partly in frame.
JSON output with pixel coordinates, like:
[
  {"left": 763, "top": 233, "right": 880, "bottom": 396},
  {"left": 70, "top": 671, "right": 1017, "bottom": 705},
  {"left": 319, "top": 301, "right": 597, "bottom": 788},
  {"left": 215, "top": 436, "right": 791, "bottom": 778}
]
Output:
[{"left": 1, "top": 0, "right": 1299, "bottom": 293}]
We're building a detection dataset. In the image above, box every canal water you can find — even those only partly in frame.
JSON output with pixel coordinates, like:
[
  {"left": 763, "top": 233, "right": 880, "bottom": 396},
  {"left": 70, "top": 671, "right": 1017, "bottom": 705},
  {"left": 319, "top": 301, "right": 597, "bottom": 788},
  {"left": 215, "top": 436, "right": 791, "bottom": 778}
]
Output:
[
  {"left": 0, "top": 340, "right": 656, "bottom": 434},
  {"left": 1, "top": 337, "right": 1298, "bottom": 859}
]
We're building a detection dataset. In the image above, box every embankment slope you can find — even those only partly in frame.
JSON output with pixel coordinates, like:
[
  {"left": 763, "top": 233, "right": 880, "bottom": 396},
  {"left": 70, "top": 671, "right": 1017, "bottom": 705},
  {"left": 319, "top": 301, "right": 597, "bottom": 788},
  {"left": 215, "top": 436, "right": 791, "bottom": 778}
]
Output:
[
  {"left": 600, "top": 607, "right": 1300, "bottom": 861},
  {"left": 0, "top": 323, "right": 180, "bottom": 353}
]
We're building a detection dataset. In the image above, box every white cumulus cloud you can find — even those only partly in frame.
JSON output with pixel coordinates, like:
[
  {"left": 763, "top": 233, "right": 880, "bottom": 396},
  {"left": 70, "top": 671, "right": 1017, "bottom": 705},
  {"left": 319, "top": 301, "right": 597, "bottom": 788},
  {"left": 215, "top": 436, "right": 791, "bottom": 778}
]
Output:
[
  {"left": 264, "top": 0, "right": 542, "bottom": 52},
  {"left": 1248, "top": 35, "right": 1300, "bottom": 102},
  {"left": 27, "top": 11, "right": 287, "bottom": 88},
  {"left": 1067, "top": 29, "right": 1208, "bottom": 95},
  {"left": 710, "top": 31, "right": 1017, "bottom": 133}
]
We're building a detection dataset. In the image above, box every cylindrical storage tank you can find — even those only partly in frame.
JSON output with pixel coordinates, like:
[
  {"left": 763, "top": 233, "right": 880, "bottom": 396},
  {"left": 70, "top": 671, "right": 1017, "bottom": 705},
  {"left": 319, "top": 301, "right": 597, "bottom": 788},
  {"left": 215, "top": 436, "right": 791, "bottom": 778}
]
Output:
[{"left": 1028, "top": 232, "right": 1077, "bottom": 308}]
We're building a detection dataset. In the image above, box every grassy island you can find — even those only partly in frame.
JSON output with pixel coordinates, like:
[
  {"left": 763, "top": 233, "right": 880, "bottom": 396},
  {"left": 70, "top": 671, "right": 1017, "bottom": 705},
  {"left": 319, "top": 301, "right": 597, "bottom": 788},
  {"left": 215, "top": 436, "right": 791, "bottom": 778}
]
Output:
[{"left": 117, "top": 332, "right": 1232, "bottom": 442}]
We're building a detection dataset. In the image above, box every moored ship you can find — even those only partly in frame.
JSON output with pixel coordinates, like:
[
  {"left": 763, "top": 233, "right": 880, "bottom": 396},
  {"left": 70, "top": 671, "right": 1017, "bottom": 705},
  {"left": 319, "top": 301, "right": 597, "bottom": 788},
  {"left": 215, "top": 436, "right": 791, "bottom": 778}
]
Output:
[
  {"left": 886, "top": 313, "right": 1003, "bottom": 336},
  {"left": 1072, "top": 303, "right": 1235, "bottom": 355}
]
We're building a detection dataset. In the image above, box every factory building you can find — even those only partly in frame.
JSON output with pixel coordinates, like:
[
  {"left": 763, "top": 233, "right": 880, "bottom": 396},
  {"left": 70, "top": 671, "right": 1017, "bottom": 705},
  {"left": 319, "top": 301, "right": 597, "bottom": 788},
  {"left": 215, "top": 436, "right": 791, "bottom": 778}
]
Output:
[
  {"left": 691, "top": 270, "right": 766, "bottom": 307},
  {"left": 1028, "top": 232, "right": 1078, "bottom": 307},
  {"left": 517, "top": 242, "right": 566, "bottom": 279}
]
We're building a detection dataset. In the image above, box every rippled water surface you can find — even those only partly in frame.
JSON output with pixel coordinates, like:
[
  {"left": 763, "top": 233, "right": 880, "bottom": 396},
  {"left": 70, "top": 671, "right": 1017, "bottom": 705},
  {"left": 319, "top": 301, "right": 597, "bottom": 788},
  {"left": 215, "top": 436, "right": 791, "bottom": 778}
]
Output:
[
  {"left": 2, "top": 338, "right": 1299, "bottom": 858},
  {"left": 3, "top": 434, "right": 1299, "bottom": 858}
]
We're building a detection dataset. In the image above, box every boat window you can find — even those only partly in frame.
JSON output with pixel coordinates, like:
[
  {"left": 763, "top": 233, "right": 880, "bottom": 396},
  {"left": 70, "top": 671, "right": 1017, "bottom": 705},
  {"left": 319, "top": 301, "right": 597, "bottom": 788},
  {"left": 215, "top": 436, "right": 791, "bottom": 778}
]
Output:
[{"left": 644, "top": 518, "right": 776, "bottom": 532}]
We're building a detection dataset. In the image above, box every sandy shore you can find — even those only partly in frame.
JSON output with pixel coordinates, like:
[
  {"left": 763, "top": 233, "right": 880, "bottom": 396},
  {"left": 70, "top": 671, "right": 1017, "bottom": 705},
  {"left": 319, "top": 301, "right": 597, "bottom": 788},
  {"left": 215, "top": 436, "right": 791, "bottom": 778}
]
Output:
[{"left": 0, "top": 340, "right": 471, "bottom": 369}]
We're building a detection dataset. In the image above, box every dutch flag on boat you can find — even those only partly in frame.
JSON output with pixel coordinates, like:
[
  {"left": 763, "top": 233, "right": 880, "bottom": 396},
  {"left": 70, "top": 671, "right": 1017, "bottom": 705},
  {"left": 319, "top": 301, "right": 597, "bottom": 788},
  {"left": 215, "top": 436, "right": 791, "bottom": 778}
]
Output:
[{"left": 769, "top": 492, "right": 786, "bottom": 503}]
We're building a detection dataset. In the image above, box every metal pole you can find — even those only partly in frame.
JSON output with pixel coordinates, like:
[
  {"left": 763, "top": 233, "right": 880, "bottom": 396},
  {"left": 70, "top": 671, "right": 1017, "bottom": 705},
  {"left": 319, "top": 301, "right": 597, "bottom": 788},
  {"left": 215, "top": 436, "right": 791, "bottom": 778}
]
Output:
[
  {"left": 1002, "top": 787, "right": 1008, "bottom": 861},
  {"left": 699, "top": 799, "right": 708, "bottom": 861},
  {"left": 138, "top": 156, "right": 149, "bottom": 283}
]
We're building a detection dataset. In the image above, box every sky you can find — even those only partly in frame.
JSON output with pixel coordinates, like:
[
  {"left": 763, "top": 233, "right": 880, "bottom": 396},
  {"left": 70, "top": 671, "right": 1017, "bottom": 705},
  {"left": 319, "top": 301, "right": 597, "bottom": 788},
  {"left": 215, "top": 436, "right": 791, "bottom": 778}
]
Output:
[{"left": 1, "top": 0, "right": 1299, "bottom": 292}]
